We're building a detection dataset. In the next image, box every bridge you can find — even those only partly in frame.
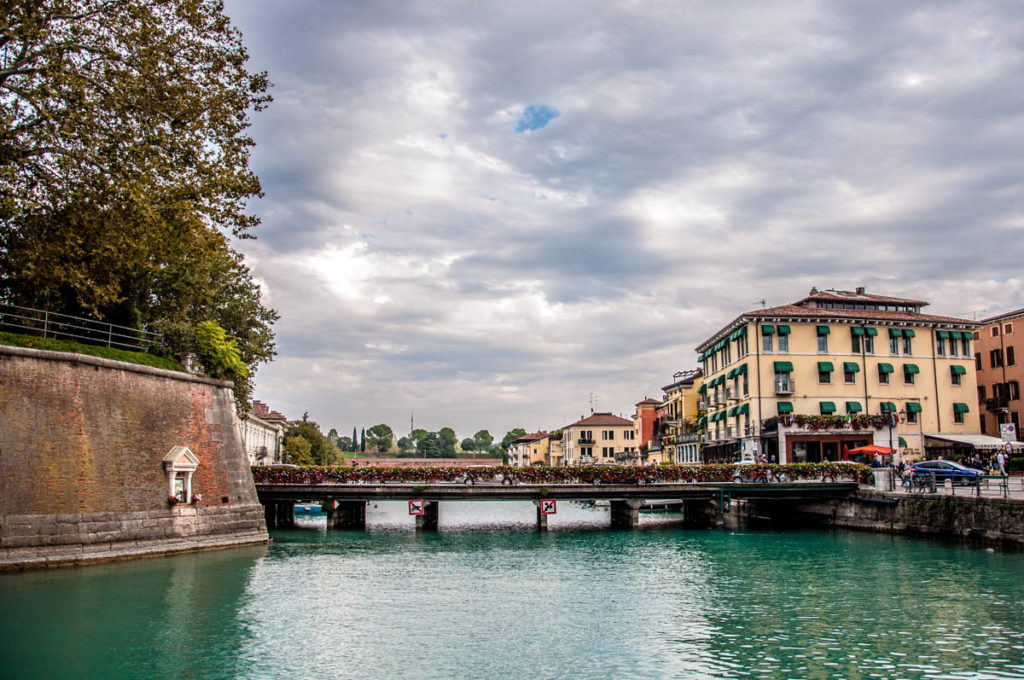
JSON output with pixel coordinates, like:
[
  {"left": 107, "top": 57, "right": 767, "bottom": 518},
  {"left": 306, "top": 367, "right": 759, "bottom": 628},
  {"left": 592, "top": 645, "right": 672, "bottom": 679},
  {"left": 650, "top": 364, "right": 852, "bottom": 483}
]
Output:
[{"left": 255, "top": 481, "right": 860, "bottom": 530}]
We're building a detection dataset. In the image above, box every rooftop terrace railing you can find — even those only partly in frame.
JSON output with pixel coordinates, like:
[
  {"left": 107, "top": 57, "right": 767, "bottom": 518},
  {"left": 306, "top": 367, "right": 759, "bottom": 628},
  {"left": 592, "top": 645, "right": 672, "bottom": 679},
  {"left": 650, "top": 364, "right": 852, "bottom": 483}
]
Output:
[{"left": 0, "top": 303, "right": 163, "bottom": 353}]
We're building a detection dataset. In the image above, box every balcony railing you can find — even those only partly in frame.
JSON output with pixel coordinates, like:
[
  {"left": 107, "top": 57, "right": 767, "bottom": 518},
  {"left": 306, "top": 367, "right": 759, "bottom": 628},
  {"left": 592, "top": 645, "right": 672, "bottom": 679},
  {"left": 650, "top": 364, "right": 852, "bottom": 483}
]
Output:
[
  {"left": 986, "top": 397, "right": 1009, "bottom": 412},
  {"left": 578, "top": 437, "right": 595, "bottom": 445},
  {"left": 774, "top": 377, "right": 795, "bottom": 394},
  {"left": 726, "top": 387, "right": 738, "bottom": 401}
]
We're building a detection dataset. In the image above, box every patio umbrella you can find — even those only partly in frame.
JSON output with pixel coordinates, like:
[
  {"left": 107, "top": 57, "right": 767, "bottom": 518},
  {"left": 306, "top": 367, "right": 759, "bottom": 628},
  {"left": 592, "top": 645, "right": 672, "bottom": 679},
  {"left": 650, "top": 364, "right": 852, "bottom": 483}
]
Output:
[{"left": 845, "top": 444, "right": 896, "bottom": 455}]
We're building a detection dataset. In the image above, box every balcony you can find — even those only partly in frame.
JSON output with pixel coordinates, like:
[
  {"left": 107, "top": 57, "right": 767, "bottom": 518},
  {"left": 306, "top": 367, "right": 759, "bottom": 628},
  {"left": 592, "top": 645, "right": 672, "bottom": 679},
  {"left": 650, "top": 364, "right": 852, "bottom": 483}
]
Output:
[
  {"left": 578, "top": 437, "right": 595, "bottom": 445},
  {"left": 986, "top": 397, "right": 1009, "bottom": 412},
  {"left": 726, "top": 387, "right": 738, "bottom": 401},
  {"left": 774, "top": 377, "right": 796, "bottom": 395}
]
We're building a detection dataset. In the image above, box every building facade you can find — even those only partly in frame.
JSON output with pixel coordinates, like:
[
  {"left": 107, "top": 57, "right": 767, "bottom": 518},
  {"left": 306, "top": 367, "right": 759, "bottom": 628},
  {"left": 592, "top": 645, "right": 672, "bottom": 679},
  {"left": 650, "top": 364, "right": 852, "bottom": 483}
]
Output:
[
  {"left": 695, "top": 288, "right": 980, "bottom": 464},
  {"left": 974, "top": 309, "right": 1023, "bottom": 439},
  {"left": 561, "top": 413, "right": 636, "bottom": 465},
  {"left": 239, "top": 400, "right": 287, "bottom": 465},
  {"left": 508, "top": 432, "right": 550, "bottom": 467}
]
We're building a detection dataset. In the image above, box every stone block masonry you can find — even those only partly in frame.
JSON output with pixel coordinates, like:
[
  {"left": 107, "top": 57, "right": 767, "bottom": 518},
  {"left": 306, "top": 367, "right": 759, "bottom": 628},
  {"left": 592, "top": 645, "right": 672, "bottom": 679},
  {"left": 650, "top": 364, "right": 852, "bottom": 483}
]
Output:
[{"left": 0, "top": 346, "right": 268, "bottom": 569}]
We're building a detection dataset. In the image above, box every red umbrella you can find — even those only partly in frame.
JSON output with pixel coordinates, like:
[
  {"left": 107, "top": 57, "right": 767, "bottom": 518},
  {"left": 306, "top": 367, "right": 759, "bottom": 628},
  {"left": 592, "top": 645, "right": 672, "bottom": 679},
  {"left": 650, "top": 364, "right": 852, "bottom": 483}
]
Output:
[{"left": 845, "top": 444, "right": 896, "bottom": 455}]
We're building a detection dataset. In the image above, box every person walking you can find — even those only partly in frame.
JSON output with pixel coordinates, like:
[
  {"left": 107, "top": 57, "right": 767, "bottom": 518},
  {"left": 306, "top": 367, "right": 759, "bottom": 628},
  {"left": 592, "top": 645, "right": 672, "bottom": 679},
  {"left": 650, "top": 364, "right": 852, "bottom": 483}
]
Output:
[{"left": 996, "top": 450, "right": 1007, "bottom": 476}]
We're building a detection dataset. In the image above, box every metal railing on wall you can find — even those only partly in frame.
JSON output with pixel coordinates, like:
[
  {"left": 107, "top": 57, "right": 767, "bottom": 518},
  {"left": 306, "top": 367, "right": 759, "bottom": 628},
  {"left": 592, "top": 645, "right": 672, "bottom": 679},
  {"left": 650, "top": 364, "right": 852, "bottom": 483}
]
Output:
[{"left": 0, "top": 304, "right": 163, "bottom": 353}]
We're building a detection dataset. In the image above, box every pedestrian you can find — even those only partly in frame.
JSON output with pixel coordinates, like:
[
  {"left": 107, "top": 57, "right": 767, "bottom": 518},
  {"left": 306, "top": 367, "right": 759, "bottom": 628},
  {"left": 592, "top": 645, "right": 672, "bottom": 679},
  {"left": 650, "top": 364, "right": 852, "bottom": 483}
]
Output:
[{"left": 996, "top": 450, "right": 1007, "bottom": 476}]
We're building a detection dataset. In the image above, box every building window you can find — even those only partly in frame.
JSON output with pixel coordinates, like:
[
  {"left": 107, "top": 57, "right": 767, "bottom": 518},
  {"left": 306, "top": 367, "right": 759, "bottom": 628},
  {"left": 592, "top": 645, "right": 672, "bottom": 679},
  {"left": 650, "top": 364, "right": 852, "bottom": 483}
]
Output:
[
  {"left": 906, "top": 410, "right": 918, "bottom": 425},
  {"left": 763, "top": 333, "right": 773, "bottom": 353},
  {"left": 1005, "top": 323, "right": 1014, "bottom": 335},
  {"left": 737, "top": 334, "right": 748, "bottom": 357},
  {"left": 864, "top": 335, "right": 874, "bottom": 354},
  {"left": 962, "top": 337, "right": 970, "bottom": 356},
  {"left": 723, "top": 345, "right": 731, "bottom": 364},
  {"left": 817, "top": 334, "right": 828, "bottom": 353},
  {"left": 903, "top": 336, "right": 913, "bottom": 354},
  {"left": 978, "top": 385, "right": 986, "bottom": 401},
  {"left": 951, "top": 371, "right": 962, "bottom": 386},
  {"left": 904, "top": 368, "right": 915, "bottom": 385},
  {"left": 954, "top": 411, "right": 965, "bottom": 425},
  {"left": 878, "top": 367, "right": 890, "bottom": 385},
  {"left": 980, "top": 414, "right": 987, "bottom": 432},
  {"left": 778, "top": 333, "right": 789, "bottom": 352},
  {"left": 819, "top": 368, "right": 831, "bottom": 384},
  {"left": 1009, "top": 346, "right": 1016, "bottom": 366},
  {"left": 845, "top": 369, "right": 856, "bottom": 384},
  {"left": 936, "top": 337, "right": 946, "bottom": 356},
  {"left": 991, "top": 349, "right": 1004, "bottom": 368},
  {"left": 976, "top": 352, "right": 983, "bottom": 370},
  {"left": 992, "top": 326, "right": 1000, "bottom": 337},
  {"left": 1011, "top": 381, "right": 1021, "bottom": 401},
  {"left": 890, "top": 336, "right": 899, "bottom": 355},
  {"left": 852, "top": 334, "right": 861, "bottom": 354},
  {"left": 742, "top": 372, "right": 749, "bottom": 396}
]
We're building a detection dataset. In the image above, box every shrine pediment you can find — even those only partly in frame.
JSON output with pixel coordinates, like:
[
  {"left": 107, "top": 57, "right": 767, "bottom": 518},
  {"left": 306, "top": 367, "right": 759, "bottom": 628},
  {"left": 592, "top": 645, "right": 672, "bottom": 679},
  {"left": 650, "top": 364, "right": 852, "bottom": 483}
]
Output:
[{"left": 163, "top": 446, "right": 200, "bottom": 471}]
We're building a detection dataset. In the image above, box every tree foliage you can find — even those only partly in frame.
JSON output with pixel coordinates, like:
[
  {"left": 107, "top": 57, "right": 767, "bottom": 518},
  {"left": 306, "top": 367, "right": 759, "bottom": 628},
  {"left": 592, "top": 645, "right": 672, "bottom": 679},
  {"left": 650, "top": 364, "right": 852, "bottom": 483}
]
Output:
[
  {"left": 0, "top": 0, "right": 276, "bottom": 403},
  {"left": 438, "top": 427, "right": 457, "bottom": 457},
  {"left": 502, "top": 428, "right": 527, "bottom": 450},
  {"left": 397, "top": 436, "right": 412, "bottom": 454},
  {"left": 366, "top": 424, "right": 394, "bottom": 453},
  {"left": 284, "top": 413, "right": 339, "bottom": 465},
  {"left": 473, "top": 430, "right": 494, "bottom": 451},
  {"left": 417, "top": 432, "right": 441, "bottom": 458},
  {"left": 460, "top": 437, "right": 476, "bottom": 452},
  {"left": 283, "top": 436, "right": 312, "bottom": 466}
]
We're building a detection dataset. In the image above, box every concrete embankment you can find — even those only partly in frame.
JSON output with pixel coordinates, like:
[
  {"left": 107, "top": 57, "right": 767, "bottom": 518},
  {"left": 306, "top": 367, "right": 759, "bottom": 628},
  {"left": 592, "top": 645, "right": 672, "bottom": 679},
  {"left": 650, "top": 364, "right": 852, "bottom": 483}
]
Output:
[
  {"left": 738, "top": 489, "right": 1024, "bottom": 547},
  {"left": 0, "top": 346, "right": 268, "bottom": 570}
]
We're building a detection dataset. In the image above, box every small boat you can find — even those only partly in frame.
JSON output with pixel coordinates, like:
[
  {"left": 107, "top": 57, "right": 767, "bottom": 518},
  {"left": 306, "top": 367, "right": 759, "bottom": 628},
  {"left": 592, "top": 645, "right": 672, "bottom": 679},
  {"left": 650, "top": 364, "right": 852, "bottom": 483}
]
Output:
[
  {"left": 294, "top": 503, "right": 323, "bottom": 515},
  {"left": 640, "top": 500, "right": 684, "bottom": 512}
]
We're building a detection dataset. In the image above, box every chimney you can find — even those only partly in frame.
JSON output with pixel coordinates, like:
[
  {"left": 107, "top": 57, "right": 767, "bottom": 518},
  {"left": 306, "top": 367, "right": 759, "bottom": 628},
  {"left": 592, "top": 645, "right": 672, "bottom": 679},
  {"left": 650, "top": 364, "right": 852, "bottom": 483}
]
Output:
[{"left": 856, "top": 286, "right": 866, "bottom": 295}]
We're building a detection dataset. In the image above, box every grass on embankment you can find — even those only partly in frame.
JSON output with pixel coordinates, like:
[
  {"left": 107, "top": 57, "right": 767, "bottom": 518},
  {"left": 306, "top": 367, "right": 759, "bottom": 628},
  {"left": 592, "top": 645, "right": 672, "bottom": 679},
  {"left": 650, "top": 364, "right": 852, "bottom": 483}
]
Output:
[{"left": 0, "top": 331, "right": 182, "bottom": 371}]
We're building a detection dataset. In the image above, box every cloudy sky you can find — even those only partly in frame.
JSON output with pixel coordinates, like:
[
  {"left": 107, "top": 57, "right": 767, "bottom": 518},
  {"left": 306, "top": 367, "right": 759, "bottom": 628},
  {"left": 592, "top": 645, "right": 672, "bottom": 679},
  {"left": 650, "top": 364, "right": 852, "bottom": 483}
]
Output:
[{"left": 223, "top": 0, "right": 1024, "bottom": 441}]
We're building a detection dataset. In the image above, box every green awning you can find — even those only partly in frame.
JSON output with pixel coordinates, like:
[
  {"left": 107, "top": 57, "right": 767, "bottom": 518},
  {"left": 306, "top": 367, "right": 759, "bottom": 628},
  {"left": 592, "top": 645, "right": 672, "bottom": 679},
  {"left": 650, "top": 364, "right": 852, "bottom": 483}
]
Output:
[
  {"left": 736, "top": 326, "right": 748, "bottom": 337},
  {"left": 865, "top": 327, "right": 878, "bottom": 336},
  {"left": 906, "top": 402, "right": 922, "bottom": 413},
  {"left": 726, "top": 368, "right": 737, "bottom": 379},
  {"left": 903, "top": 363, "right": 920, "bottom": 374},
  {"left": 899, "top": 437, "right": 908, "bottom": 447},
  {"left": 953, "top": 402, "right": 970, "bottom": 414},
  {"left": 737, "top": 403, "right": 750, "bottom": 415},
  {"left": 727, "top": 407, "right": 738, "bottom": 417},
  {"left": 880, "top": 402, "right": 897, "bottom": 413},
  {"left": 903, "top": 329, "right": 916, "bottom": 338},
  {"left": 696, "top": 416, "right": 707, "bottom": 427},
  {"left": 735, "top": 364, "right": 748, "bottom": 376},
  {"left": 846, "top": 401, "right": 862, "bottom": 413},
  {"left": 851, "top": 327, "right": 864, "bottom": 336},
  {"left": 817, "top": 361, "right": 834, "bottom": 372},
  {"left": 949, "top": 331, "right": 962, "bottom": 340},
  {"left": 819, "top": 401, "right": 836, "bottom": 414},
  {"left": 816, "top": 325, "right": 830, "bottom": 335},
  {"left": 777, "top": 402, "right": 793, "bottom": 414},
  {"left": 950, "top": 365, "right": 967, "bottom": 375},
  {"left": 936, "top": 330, "right": 949, "bottom": 338},
  {"left": 761, "top": 325, "right": 775, "bottom": 334},
  {"left": 698, "top": 384, "right": 707, "bottom": 394},
  {"left": 777, "top": 325, "right": 791, "bottom": 335},
  {"left": 843, "top": 361, "right": 861, "bottom": 372},
  {"left": 774, "top": 361, "right": 793, "bottom": 372},
  {"left": 888, "top": 328, "right": 903, "bottom": 337},
  {"left": 878, "top": 363, "right": 894, "bottom": 373}
]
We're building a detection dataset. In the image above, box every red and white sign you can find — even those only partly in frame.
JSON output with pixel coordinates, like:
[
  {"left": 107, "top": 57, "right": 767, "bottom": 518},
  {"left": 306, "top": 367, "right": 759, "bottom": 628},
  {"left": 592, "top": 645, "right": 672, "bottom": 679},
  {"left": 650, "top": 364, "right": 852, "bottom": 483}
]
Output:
[
  {"left": 408, "top": 499, "right": 424, "bottom": 516},
  {"left": 540, "top": 499, "right": 557, "bottom": 515}
]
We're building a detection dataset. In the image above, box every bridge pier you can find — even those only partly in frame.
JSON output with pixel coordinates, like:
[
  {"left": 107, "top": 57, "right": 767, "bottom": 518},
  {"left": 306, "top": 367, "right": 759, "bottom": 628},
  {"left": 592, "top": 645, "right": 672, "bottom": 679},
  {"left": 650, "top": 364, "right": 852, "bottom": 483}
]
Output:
[
  {"left": 264, "top": 501, "right": 295, "bottom": 529},
  {"left": 326, "top": 500, "right": 366, "bottom": 530},
  {"left": 681, "top": 500, "right": 715, "bottom": 528},
  {"left": 415, "top": 501, "right": 439, "bottom": 531},
  {"left": 533, "top": 500, "right": 548, "bottom": 531},
  {"left": 610, "top": 499, "right": 644, "bottom": 529}
]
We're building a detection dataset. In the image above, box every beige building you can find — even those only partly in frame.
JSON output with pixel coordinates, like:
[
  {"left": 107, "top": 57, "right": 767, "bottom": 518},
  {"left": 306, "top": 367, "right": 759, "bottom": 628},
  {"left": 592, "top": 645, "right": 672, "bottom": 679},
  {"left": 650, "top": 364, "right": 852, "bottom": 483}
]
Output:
[
  {"left": 561, "top": 413, "right": 636, "bottom": 465},
  {"left": 695, "top": 288, "right": 980, "bottom": 464},
  {"left": 508, "top": 432, "right": 548, "bottom": 467},
  {"left": 238, "top": 400, "right": 287, "bottom": 465}
]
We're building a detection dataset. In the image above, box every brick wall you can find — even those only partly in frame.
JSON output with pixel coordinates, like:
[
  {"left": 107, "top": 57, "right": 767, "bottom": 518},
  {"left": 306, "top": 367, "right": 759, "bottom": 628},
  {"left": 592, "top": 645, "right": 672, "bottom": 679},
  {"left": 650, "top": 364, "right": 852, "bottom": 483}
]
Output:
[{"left": 0, "top": 346, "right": 267, "bottom": 569}]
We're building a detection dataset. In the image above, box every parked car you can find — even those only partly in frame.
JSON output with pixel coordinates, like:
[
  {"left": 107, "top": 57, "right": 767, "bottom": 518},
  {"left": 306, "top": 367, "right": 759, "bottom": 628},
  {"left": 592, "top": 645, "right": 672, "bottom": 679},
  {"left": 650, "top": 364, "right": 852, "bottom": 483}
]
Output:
[
  {"left": 909, "top": 460, "right": 983, "bottom": 485},
  {"left": 731, "top": 462, "right": 786, "bottom": 484},
  {"left": 454, "top": 471, "right": 518, "bottom": 486}
]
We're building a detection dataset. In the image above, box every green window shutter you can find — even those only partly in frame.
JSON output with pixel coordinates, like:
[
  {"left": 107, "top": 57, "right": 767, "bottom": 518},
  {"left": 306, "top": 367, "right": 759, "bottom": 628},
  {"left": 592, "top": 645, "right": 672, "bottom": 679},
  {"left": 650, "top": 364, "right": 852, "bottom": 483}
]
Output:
[
  {"left": 773, "top": 361, "right": 794, "bottom": 372},
  {"left": 899, "top": 437, "right": 908, "bottom": 447},
  {"left": 761, "top": 325, "right": 775, "bottom": 334},
  {"left": 817, "top": 361, "right": 834, "bottom": 372},
  {"left": 906, "top": 402, "right": 922, "bottom": 413},
  {"left": 777, "top": 402, "right": 793, "bottom": 414},
  {"left": 950, "top": 365, "right": 967, "bottom": 375},
  {"left": 819, "top": 401, "right": 836, "bottom": 414},
  {"left": 878, "top": 363, "right": 894, "bottom": 373},
  {"left": 936, "top": 330, "right": 949, "bottom": 339},
  {"left": 845, "top": 401, "right": 862, "bottom": 414},
  {"left": 865, "top": 327, "right": 878, "bottom": 336},
  {"left": 777, "top": 325, "right": 791, "bottom": 335},
  {"left": 902, "top": 329, "right": 916, "bottom": 338},
  {"left": 816, "top": 325, "right": 830, "bottom": 335},
  {"left": 843, "top": 361, "right": 861, "bottom": 373},
  {"left": 888, "top": 328, "right": 903, "bottom": 337},
  {"left": 953, "top": 402, "right": 970, "bottom": 413},
  {"left": 903, "top": 363, "right": 920, "bottom": 374},
  {"left": 851, "top": 327, "right": 865, "bottom": 336},
  {"left": 880, "top": 401, "right": 897, "bottom": 413}
]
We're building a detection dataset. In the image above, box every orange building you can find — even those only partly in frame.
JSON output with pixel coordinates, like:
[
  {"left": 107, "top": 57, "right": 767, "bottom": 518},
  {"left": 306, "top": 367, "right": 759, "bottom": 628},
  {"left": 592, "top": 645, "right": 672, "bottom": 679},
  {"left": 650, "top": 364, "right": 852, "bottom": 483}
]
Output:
[{"left": 974, "top": 308, "right": 1023, "bottom": 438}]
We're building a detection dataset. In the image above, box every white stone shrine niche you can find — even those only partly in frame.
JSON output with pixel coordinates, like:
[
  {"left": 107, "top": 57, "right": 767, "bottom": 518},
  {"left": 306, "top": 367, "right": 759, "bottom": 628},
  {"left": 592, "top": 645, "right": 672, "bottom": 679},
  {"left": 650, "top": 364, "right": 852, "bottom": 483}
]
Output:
[{"left": 163, "top": 446, "right": 200, "bottom": 504}]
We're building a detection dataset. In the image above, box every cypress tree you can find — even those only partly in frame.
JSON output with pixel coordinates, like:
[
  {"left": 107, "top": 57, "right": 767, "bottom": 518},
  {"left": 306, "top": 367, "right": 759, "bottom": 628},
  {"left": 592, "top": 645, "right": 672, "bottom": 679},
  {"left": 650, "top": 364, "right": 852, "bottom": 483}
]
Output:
[
  {"left": 351, "top": 427, "right": 358, "bottom": 452},
  {"left": 360, "top": 428, "right": 366, "bottom": 452}
]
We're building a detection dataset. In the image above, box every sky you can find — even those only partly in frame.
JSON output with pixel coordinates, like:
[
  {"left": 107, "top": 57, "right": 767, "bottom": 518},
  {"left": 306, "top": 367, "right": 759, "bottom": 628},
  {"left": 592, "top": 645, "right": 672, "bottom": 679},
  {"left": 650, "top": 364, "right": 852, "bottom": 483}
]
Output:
[{"left": 222, "top": 0, "right": 1024, "bottom": 441}]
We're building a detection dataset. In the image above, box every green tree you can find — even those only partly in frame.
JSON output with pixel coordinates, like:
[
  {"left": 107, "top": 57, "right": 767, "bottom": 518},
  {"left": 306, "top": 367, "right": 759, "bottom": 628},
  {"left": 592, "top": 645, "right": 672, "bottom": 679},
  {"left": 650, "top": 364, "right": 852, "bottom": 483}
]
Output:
[
  {"left": 460, "top": 437, "right": 476, "bottom": 452},
  {"left": 366, "top": 424, "right": 394, "bottom": 453},
  {"left": 326, "top": 429, "right": 339, "bottom": 446},
  {"left": 351, "top": 427, "right": 358, "bottom": 452},
  {"left": 0, "top": 0, "right": 276, "bottom": 398},
  {"left": 438, "top": 427, "right": 457, "bottom": 457},
  {"left": 285, "top": 413, "right": 338, "bottom": 465},
  {"left": 360, "top": 428, "right": 366, "bottom": 453},
  {"left": 337, "top": 436, "right": 353, "bottom": 452},
  {"left": 283, "top": 436, "right": 313, "bottom": 466},
  {"left": 410, "top": 429, "right": 429, "bottom": 448},
  {"left": 473, "top": 430, "right": 494, "bottom": 451},
  {"left": 502, "top": 428, "right": 527, "bottom": 450},
  {"left": 397, "top": 437, "right": 413, "bottom": 454},
  {"left": 417, "top": 432, "right": 441, "bottom": 458}
]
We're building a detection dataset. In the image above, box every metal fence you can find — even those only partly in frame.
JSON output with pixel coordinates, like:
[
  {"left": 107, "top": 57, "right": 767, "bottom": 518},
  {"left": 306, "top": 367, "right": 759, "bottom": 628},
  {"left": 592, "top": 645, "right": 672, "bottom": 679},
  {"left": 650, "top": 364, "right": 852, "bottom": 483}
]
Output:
[{"left": 0, "top": 303, "right": 163, "bottom": 352}]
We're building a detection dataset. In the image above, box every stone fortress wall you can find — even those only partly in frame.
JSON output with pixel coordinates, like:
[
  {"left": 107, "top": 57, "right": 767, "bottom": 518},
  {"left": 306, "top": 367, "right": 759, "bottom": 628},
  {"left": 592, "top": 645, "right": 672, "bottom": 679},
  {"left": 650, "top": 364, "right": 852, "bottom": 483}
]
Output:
[{"left": 0, "top": 346, "right": 268, "bottom": 569}]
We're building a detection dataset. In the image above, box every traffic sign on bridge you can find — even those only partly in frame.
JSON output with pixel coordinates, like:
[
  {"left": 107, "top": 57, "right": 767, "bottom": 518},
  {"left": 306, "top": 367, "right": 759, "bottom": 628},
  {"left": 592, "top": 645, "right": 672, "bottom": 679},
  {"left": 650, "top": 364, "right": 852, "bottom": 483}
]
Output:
[
  {"left": 408, "top": 499, "right": 424, "bottom": 515},
  {"left": 540, "top": 499, "right": 557, "bottom": 515}
]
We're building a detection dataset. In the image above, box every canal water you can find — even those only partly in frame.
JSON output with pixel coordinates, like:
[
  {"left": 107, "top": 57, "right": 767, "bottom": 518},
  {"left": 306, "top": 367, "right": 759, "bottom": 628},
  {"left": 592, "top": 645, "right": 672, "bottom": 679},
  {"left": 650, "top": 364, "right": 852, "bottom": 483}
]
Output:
[{"left": 2, "top": 501, "right": 1023, "bottom": 679}]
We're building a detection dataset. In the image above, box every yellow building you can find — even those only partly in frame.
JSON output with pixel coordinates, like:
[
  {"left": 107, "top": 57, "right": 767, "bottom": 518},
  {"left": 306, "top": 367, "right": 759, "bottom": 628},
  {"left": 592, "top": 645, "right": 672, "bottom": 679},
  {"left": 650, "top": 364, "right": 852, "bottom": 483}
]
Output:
[
  {"left": 508, "top": 432, "right": 549, "bottom": 467},
  {"left": 694, "top": 288, "right": 980, "bottom": 464},
  {"left": 651, "top": 370, "right": 703, "bottom": 464},
  {"left": 562, "top": 413, "right": 637, "bottom": 465}
]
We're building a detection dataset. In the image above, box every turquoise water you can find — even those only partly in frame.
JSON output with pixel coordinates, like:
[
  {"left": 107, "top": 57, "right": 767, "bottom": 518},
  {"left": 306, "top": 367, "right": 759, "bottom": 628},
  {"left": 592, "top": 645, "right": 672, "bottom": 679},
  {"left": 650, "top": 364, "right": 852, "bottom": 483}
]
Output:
[{"left": 2, "top": 501, "right": 1023, "bottom": 679}]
